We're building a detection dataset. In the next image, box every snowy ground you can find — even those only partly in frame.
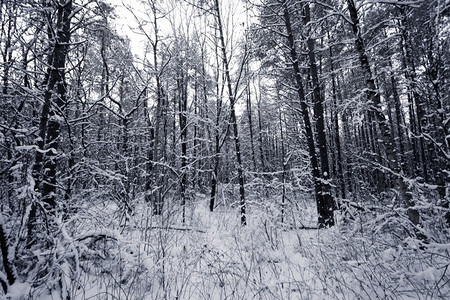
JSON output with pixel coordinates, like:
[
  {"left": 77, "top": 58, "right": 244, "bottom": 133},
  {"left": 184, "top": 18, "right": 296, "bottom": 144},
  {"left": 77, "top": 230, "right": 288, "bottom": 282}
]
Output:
[{"left": 7, "top": 189, "right": 450, "bottom": 300}]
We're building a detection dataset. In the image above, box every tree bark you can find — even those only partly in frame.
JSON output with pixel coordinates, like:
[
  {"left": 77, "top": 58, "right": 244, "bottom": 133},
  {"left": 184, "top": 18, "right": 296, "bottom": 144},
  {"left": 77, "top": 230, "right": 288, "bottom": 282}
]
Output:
[
  {"left": 0, "top": 218, "right": 16, "bottom": 293},
  {"left": 150, "top": 2, "right": 164, "bottom": 215},
  {"left": 346, "top": 0, "right": 419, "bottom": 226},
  {"left": 246, "top": 78, "right": 257, "bottom": 172},
  {"left": 303, "top": 3, "right": 336, "bottom": 223},
  {"left": 33, "top": 0, "right": 73, "bottom": 211},
  {"left": 209, "top": 29, "right": 224, "bottom": 212},
  {"left": 283, "top": 0, "right": 334, "bottom": 227},
  {"left": 328, "top": 38, "right": 346, "bottom": 200},
  {"left": 177, "top": 67, "right": 188, "bottom": 223},
  {"left": 214, "top": 0, "right": 247, "bottom": 225},
  {"left": 256, "top": 80, "right": 266, "bottom": 172}
]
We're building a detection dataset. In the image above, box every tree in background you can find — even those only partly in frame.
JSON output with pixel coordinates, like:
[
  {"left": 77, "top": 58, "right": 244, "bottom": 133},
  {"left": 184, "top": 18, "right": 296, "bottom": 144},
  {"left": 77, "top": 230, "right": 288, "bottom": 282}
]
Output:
[{"left": 0, "top": 0, "right": 448, "bottom": 296}]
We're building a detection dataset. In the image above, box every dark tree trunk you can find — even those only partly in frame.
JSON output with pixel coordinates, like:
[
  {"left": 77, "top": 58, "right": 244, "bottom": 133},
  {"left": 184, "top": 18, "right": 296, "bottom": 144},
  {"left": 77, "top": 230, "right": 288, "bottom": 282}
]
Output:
[
  {"left": 257, "top": 87, "right": 266, "bottom": 172},
  {"left": 0, "top": 219, "right": 16, "bottom": 293},
  {"left": 209, "top": 35, "right": 224, "bottom": 213},
  {"left": 278, "top": 102, "right": 287, "bottom": 224},
  {"left": 303, "top": 3, "right": 336, "bottom": 223},
  {"left": 328, "top": 41, "right": 346, "bottom": 200},
  {"left": 151, "top": 5, "right": 164, "bottom": 215},
  {"left": 210, "top": 155, "right": 219, "bottom": 212},
  {"left": 193, "top": 80, "right": 199, "bottom": 190},
  {"left": 177, "top": 68, "right": 188, "bottom": 224},
  {"left": 283, "top": 1, "right": 334, "bottom": 228},
  {"left": 389, "top": 58, "right": 409, "bottom": 176},
  {"left": 246, "top": 80, "right": 257, "bottom": 172},
  {"left": 34, "top": 0, "right": 73, "bottom": 211},
  {"left": 346, "top": 0, "right": 419, "bottom": 226},
  {"left": 1, "top": 0, "right": 15, "bottom": 95},
  {"left": 398, "top": 7, "right": 428, "bottom": 182},
  {"left": 214, "top": 0, "right": 247, "bottom": 225}
]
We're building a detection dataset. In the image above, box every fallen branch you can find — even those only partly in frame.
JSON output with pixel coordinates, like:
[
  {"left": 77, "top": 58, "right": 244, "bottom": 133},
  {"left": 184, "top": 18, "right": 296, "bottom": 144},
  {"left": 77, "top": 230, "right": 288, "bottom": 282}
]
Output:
[
  {"left": 150, "top": 226, "right": 206, "bottom": 233},
  {"left": 297, "top": 226, "right": 319, "bottom": 230},
  {"left": 76, "top": 233, "right": 117, "bottom": 243}
]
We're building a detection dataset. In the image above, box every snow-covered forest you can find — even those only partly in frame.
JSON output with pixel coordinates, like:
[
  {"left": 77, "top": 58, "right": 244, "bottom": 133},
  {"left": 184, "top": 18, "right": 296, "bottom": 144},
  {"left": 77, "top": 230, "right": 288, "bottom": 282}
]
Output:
[{"left": 0, "top": 0, "right": 449, "bottom": 299}]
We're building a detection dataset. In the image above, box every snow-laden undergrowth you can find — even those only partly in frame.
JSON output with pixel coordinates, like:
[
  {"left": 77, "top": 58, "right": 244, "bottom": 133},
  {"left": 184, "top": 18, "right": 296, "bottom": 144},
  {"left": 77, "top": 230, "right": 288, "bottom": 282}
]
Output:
[{"left": 8, "top": 189, "right": 450, "bottom": 300}]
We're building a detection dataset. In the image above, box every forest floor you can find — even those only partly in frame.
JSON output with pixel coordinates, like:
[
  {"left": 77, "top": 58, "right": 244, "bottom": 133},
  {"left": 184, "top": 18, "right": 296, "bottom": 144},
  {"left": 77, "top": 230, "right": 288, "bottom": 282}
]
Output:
[{"left": 8, "top": 188, "right": 450, "bottom": 300}]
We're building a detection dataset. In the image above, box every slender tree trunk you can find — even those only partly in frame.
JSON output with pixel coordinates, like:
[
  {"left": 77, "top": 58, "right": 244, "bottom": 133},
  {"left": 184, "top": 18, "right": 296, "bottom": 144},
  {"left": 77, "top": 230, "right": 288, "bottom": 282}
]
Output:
[
  {"left": 342, "top": 113, "right": 354, "bottom": 197},
  {"left": 246, "top": 79, "right": 257, "bottom": 172},
  {"left": 200, "top": 45, "right": 212, "bottom": 190},
  {"left": 193, "top": 80, "right": 199, "bottom": 190},
  {"left": 398, "top": 9, "right": 428, "bottom": 182},
  {"left": 257, "top": 84, "right": 266, "bottom": 172},
  {"left": 283, "top": 1, "right": 334, "bottom": 227},
  {"left": 177, "top": 68, "right": 188, "bottom": 224},
  {"left": 328, "top": 42, "right": 346, "bottom": 200},
  {"left": 278, "top": 101, "right": 287, "bottom": 224},
  {"left": 214, "top": 0, "right": 246, "bottom": 225},
  {"left": 98, "top": 20, "right": 109, "bottom": 144},
  {"left": 150, "top": 3, "right": 164, "bottom": 215},
  {"left": 0, "top": 216, "right": 16, "bottom": 293},
  {"left": 209, "top": 30, "right": 224, "bottom": 212},
  {"left": 1, "top": 0, "right": 15, "bottom": 95},
  {"left": 303, "top": 3, "right": 336, "bottom": 221},
  {"left": 152, "top": 84, "right": 163, "bottom": 215},
  {"left": 210, "top": 153, "right": 220, "bottom": 212},
  {"left": 389, "top": 58, "right": 409, "bottom": 176},
  {"left": 346, "top": 0, "right": 419, "bottom": 226},
  {"left": 142, "top": 77, "right": 155, "bottom": 206}
]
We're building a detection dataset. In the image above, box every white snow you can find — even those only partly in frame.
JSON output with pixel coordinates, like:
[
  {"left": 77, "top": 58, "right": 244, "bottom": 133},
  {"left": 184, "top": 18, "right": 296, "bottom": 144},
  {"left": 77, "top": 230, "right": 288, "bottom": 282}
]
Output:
[{"left": 13, "top": 191, "right": 450, "bottom": 300}]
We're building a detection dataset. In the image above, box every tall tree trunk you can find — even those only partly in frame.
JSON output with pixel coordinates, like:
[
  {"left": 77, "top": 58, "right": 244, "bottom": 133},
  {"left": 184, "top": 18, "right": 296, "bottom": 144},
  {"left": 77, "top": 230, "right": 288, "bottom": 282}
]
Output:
[
  {"left": 177, "top": 68, "right": 188, "bottom": 224},
  {"left": 278, "top": 101, "right": 287, "bottom": 224},
  {"left": 1, "top": 0, "right": 15, "bottom": 95},
  {"left": 209, "top": 29, "right": 224, "bottom": 212},
  {"left": 389, "top": 57, "right": 409, "bottom": 177},
  {"left": 0, "top": 216, "right": 17, "bottom": 293},
  {"left": 303, "top": 3, "right": 336, "bottom": 224},
  {"left": 346, "top": 0, "right": 419, "bottom": 226},
  {"left": 246, "top": 79, "right": 257, "bottom": 172},
  {"left": 200, "top": 44, "right": 212, "bottom": 190},
  {"left": 27, "top": 0, "right": 74, "bottom": 248},
  {"left": 398, "top": 8, "right": 428, "bottom": 182},
  {"left": 283, "top": 0, "right": 334, "bottom": 227},
  {"left": 193, "top": 79, "right": 199, "bottom": 190},
  {"left": 342, "top": 113, "right": 354, "bottom": 197},
  {"left": 214, "top": 0, "right": 247, "bottom": 225},
  {"left": 37, "top": 0, "right": 73, "bottom": 211},
  {"left": 328, "top": 39, "right": 346, "bottom": 200},
  {"left": 256, "top": 81, "right": 266, "bottom": 172},
  {"left": 150, "top": 3, "right": 164, "bottom": 215}
]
